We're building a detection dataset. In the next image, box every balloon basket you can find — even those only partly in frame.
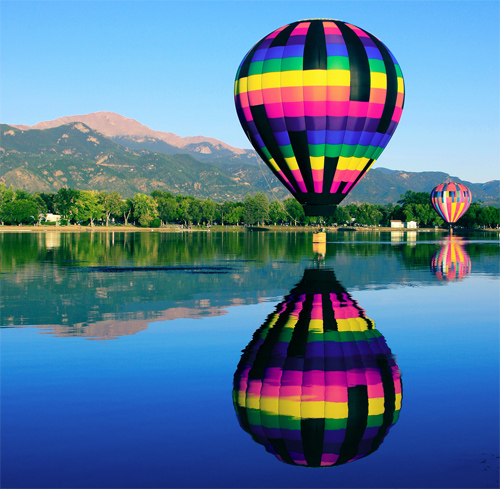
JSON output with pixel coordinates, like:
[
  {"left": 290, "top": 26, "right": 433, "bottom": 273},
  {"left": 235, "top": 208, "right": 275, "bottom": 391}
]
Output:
[{"left": 312, "top": 232, "right": 327, "bottom": 243}]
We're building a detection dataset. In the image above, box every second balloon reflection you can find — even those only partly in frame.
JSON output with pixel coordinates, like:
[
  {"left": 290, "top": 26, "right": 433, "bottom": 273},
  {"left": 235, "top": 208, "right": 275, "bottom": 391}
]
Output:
[{"left": 233, "top": 268, "right": 402, "bottom": 467}]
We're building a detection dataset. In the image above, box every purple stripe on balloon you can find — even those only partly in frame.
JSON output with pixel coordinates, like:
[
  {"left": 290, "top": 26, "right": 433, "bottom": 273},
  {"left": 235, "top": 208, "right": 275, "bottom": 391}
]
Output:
[
  {"left": 346, "top": 117, "right": 366, "bottom": 132},
  {"left": 268, "top": 117, "right": 288, "bottom": 133},
  {"left": 325, "top": 36, "right": 348, "bottom": 48},
  {"left": 284, "top": 116, "right": 306, "bottom": 131},
  {"left": 358, "top": 131, "right": 376, "bottom": 146},
  {"left": 323, "top": 429, "right": 347, "bottom": 443},
  {"left": 363, "top": 117, "right": 380, "bottom": 132},
  {"left": 305, "top": 116, "right": 327, "bottom": 131},
  {"left": 274, "top": 130, "right": 291, "bottom": 147},
  {"left": 287, "top": 35, "right": 307, "bottom": 46},
  {"left": 327, "top": 116, "right": 348, "bottom": 131},
  {"left": 370, "top": 132, "right": 384, "bottom": 147}
]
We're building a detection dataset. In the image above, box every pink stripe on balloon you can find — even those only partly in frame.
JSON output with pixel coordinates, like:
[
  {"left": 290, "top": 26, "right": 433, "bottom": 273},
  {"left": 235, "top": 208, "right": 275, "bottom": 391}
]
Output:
[
  {"left": 392, "top": 106, "right": 403, "bottom": 122},
  {"left": 348, "top": 101, "right": 369, "bottom": 118},
  {"left": 248, "top": 90, "right": 263, "bottom": 106},
  {"left": 347, "top": 369, "right": 368, "bottom": 387},
  {"left": 305, "top": 100, "right": 327, "bottom": 117},
  {"left": 247, "top": 379, "right": 263, "bottom": 395},
  {"left": 327, "top": 100, "right": 349, "bottom": 116},
  {"left": 242, "top": 106, "right": 253, "bottom": 122},
  {"left": 283, "top": 101, "right": 305, "bottom": 117},
  {"left": 367, "top": 102, "right": 384, "bottom": 118},
  {"left": 291, "top": 169, "right": 308, "bottom": 192},
  {"left": 321, "top": 454, "right": 340, "bottom": 466},
  {"left": 266, "top": 25, "right": 287, "bottom": 39},
  {"left": 264, "top": 103, "right": 285, "bottom": 118},
  {"left": 312, "top": 169, "right": 324, "bottom": 193},
  {"left": 346, "top": 24, "right": 369, "bottom": 37},
  {"left": 323, "top": 21, "right": 342, "bottom": 35}
]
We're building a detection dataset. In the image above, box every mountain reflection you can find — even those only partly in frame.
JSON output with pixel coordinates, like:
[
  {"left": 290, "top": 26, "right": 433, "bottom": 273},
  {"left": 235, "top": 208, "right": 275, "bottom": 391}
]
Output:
[
  {"left": 431, "top": 237, "right": 471, "bottom": 281},
  {"left": 233, "top": 268, "right": 402, "bottom": 467}
]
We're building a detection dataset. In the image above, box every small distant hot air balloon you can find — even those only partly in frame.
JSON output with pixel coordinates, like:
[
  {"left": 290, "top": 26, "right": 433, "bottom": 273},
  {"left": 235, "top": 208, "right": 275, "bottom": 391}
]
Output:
[
  {"left": 233, "top": 269, "right": 402, "bottom": 467},
  {"left": 235, "top": 19, "right": 405, "bottom": 216},
  {"left": 431, "top": 237, "right": 471, "bottom": 281},
  {"left": 430, "top": 182, "right": 472, "bottom": 225}
]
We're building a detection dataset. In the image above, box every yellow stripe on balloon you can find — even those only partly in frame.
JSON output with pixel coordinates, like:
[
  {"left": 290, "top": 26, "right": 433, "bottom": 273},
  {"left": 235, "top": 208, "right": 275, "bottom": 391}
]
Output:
[
  {"left": 285, "top": 156, "right": 300, "bottom": 171},
  {"left": 327, "top": 69, "right": 350, "bottom": 86},
  {"left": 371, "top": 72, "right": 387, "bottom": 89},
  {"left": 310, "top": 156, "right": 325, "bottom": 171},
  {"left": 301, "top": 401, "right": 325, "bottom": 419},
  {"left": 247, "top": 74, "right": 262, "bottom": 92},
  {"left": 262, "top": 71, "right": 281, "bottom": 89},
  {"left": 303, "top": 70, "right": 327, "bottom": 86},
  {"left": 368, "top": 397, "right": 385, "bottom": 416}
]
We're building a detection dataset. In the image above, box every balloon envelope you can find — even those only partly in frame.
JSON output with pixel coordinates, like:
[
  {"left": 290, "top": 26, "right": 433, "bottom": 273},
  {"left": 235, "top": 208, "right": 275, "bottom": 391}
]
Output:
[
  {"left": 430, "top": 182, "right": 472, "bottom": 224},
  {"left": 234, "top": 19, "right": 405, "bottom": 215},
  {"left": 233, "top": 269, "right": 402, "bottom": 467},
  {"left": 431, "top": 237, "right": 471, "bottom": 281}
]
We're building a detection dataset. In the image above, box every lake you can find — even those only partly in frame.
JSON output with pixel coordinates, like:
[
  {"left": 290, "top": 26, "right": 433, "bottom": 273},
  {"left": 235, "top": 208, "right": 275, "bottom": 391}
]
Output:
[{"left": 1, "top": 230, "right": 499, "bottom": 488}]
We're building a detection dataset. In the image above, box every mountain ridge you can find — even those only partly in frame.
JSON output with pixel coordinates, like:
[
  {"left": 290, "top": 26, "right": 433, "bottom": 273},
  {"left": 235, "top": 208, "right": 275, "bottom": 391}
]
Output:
[{"left": 2, "top": 113, "right": 499, "bottom": 206}]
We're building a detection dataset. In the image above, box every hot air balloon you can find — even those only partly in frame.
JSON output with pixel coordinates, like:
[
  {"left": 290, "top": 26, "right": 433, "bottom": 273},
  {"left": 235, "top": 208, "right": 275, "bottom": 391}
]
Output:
[
  {"left": 234, "top": 19, "right": 405, "bottom": 216},
  {"left": 431, "top": 237, "right": 471, "bottom": 281},
  {"left": 430, "top": 182, "right": 472, "bottom": 225},
  {"left": 233, "top": 269, "right": 402, "bottom": 467}
]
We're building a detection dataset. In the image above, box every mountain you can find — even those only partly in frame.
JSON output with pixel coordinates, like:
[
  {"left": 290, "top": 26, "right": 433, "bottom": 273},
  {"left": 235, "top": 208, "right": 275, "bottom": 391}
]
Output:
[
  {"left": 2, "top": 113, "right": 499, "bottom": 205},
  {"left": 13, "top": 111, "right": 261, "bottom": 165},
  {"left": 0, "top": 122, "right": 288, "bottom": 199}
]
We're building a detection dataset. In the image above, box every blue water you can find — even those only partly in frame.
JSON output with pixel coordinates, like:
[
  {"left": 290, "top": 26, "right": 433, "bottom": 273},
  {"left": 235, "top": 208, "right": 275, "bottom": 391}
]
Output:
[{"left": 1, "top": 231, "right": 499, "bottom": 488}]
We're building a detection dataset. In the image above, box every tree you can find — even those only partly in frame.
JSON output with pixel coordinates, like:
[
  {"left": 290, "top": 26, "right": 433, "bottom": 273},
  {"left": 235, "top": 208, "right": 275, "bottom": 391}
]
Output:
[
  {"left": 99, "top": 191, "right": 123, "bottom": 226},
  {"left": 54, "top": 188, "right": 80, "bottom": 223},
  {"left": 0, "top": 199, "right": 38, "bottom": 224},
  {"left": 76, "top": 191, "right": 104, "bottom": 226},
  {"left": 244, "top": 193, "right": 269, "bottom": 225},
  {"left": 269, "top": 201, "right": 287, "bottom": 224},
  {"left": 152, "top": 191, "right": 177, "bottom": 225},
  {"left": 201, "top": 199, "right": 216, "bottom": 225},
  {"left": 132, "top": 193, "right": 158, "bottom": 227},
  {"left": 120, "top": 199, "right": 133, "bottom": 226},
  {"left": 284, "top": 198, "right": 304, "bottom": 226}
]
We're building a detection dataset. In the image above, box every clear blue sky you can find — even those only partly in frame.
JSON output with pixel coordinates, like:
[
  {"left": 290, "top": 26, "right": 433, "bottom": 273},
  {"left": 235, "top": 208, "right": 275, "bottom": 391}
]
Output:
[{"left": 1, "top": 0, "right": 499, "bottom": 183}]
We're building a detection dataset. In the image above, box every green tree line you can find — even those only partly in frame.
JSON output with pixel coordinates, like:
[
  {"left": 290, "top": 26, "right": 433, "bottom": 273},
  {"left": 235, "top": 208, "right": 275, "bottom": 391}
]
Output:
[{"left": 0, "top": 184, "right": 498, "bottom": 229}]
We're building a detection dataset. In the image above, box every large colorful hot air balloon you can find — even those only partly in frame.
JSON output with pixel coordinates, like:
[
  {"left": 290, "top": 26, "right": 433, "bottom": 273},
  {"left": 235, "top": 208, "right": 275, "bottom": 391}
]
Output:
[
  {"left": 233, "top": 269, "right": 402, "bottom": 467},
  {"left": 431, "top": 237, "right": 471, "bottom": 281},
  {"left": 430, "top": 182, "right": 472, "bottom": 224},
  {"left": 235, "top": 19, "right": 405, "bottom": 216}
]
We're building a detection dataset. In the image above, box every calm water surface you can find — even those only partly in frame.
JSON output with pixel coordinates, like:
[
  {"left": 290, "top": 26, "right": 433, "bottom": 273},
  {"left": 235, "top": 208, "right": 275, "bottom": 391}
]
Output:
[{"left": 1, "top": 230, "right": 499, "bottom": 488}]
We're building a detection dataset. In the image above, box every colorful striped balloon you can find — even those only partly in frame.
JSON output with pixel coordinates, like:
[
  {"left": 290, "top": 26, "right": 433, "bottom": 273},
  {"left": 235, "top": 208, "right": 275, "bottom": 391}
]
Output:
[
  {"left": 430, "top": 182, "right": 472, "bottom": 224},
  {"left": 233, "top": 269, "right": 402, "bottom": 467},
  {"left": 431, "top": 238, "right": 471, "bottom": 281},
  {"left": 234, "top": 19, "right": 405, "bottom": 216}
]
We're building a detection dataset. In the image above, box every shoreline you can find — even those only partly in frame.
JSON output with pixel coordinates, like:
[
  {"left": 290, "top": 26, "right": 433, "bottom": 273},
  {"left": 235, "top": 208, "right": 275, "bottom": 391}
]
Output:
[{"left": 1, "top": 224, "right": 497, "bottom": 233}]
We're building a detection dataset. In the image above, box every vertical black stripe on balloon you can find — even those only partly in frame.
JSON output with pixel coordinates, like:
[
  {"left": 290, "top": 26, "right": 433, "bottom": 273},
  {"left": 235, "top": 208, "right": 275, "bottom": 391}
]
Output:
[
  {"left": 323, "top": 156, "right": 339, "bottom": 197},
  {"left": 368, "top": 35, "right": 399, "bottom": 134},
  {"left": 250, "top": 104, "right": 299, "bottom": 191},
  {"left": 301, "top": 418, "right": 325, "bottom": 467},
  {"left": 269, "top": 22, "right": 298, "bottom": 47},
  {"left": 303, "top": 20, "right": 327, "bottom": 70},
  {"left": 322, "top": 292, "right": 337, "bottom": 332},
  {"left": 288, "top": 130, "right": 314, "bottom": 192},
  {"left": 286, "top": 292, "right": 313, "bottom": 358},
  {"left": 268, "top": 438, "right": 296, "bottom": 465},
  {"left": 337, "top": 385, "right": 368, "bottom": 465},
  {"left": 367, "top": 356, "right": 398, "bottom": 454},
  {"left": 335, "top": 22, "right": 370, "bottom": 102},
  {"left": 247, "top": 300, "right": 294, "bottom": 381}
]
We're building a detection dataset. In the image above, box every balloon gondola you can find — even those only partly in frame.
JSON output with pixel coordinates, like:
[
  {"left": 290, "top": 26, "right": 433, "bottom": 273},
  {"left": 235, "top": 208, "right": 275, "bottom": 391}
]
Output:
[
  {"left": 234, "top": 19, "right": 405, "bottom": 216},
  {"left": 233, "top": 269, "right": 402, "bottom": 467}
]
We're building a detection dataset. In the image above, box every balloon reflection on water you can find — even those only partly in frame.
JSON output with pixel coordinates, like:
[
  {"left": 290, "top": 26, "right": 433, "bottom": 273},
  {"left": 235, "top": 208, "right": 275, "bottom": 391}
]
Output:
[
  {"left": 233, "top": 269, "right": 402, "bottom": 467},
  {"left": 431, "top": 237, "right": 471, "bottom": 281}
]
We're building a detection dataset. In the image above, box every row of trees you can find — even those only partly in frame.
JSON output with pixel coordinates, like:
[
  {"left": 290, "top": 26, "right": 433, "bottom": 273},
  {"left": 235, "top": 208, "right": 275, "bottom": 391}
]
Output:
[{"left": 0, "top": 184, "right": 499, "bottom": 229}]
